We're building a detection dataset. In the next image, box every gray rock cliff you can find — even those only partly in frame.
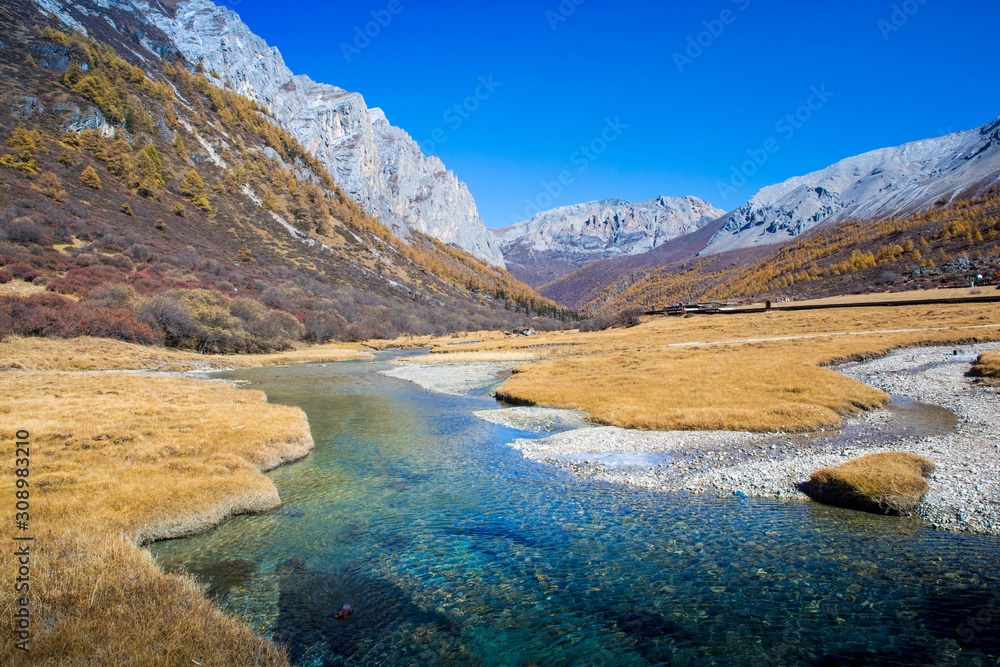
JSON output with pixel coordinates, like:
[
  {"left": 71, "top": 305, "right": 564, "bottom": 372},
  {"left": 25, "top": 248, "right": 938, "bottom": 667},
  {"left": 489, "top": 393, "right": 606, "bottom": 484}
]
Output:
[{"left": 34, "top": 0, "right": 506, "bottom": 266}]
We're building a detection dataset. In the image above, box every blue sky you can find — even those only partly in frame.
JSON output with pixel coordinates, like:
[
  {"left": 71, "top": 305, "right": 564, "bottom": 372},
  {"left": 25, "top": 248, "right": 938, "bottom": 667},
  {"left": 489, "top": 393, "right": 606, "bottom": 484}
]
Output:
[{"left": 225, "top": 0, "right": 1000, "bottom": 228}]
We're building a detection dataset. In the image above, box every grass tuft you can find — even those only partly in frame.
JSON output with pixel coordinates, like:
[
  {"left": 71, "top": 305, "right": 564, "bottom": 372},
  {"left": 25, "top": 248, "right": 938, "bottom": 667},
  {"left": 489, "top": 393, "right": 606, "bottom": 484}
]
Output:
[
  {"left": 970, "top": 351, "right": 1000, "bottom": 384},
  {"left": 799, "top": 452, "right": 936, "bottom": 515}
]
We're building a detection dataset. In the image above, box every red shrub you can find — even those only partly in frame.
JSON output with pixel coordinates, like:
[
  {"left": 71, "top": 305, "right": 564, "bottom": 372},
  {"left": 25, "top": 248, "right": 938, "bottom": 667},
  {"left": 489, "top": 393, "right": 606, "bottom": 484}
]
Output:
[
  {"left": 48, "top": 265, "right": 126, "bottom": 296},
  {"left": 130, "top": 270, "right": 168, "bottom": 294},
  {"left": 0, "top": 270, "right": 11, "bottom": 284},
  {"left": 0, "top": 294, "right": 159, "bottom": 344},
  {"left": 6, "top": 263, "right": 41, "bottom": 282}
]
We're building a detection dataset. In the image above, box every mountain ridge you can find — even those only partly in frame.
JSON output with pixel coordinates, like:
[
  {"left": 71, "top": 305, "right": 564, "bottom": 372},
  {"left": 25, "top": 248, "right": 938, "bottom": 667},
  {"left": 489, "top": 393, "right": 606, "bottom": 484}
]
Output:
[
  {"left": 494, "top": 195, "right": 724, "bottom": 286},
  {"left": 705, "top": 115, "right": 1000, "bottom": 255},
  {"left": 33, "top": 0, "right": 506, "bottom": 266}
]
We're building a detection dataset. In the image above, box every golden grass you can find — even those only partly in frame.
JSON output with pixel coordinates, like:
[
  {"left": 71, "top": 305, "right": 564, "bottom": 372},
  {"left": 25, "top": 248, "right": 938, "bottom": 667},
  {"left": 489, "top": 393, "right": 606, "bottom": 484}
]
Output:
[
  {"left": 468, "top": 301, "right": 1000, "bottom": 432},
  {"left": 801, "top": 453, "right": 936, "bottom": 515},
  {"left": 743, "top": 286, "right": 999, "bottom": 309},
  {"left": 406, "top": 349, "right": 545, "bottom": 364},
  {"left": 0, "top": 370, "right": 312, "bottom": 664},
  {"left": 361, "top": 329, "right": 510, "bottom": 351},
  {"left": 971, "top": 351, "right": 1000, "bottom": 384},
  {"left": 0, "top": 335, "right": 372, "bottom": 372}
]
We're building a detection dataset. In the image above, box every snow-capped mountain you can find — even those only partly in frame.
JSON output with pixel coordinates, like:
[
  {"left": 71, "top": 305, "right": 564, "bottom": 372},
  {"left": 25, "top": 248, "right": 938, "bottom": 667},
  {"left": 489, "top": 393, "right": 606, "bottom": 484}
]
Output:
[
  {"left": 704, "top": 117, "right": 1000, "bottom": 255},
  {"left": 495, "top": 196, "right": 724, "bottom": 286},
  {"left": 33, "top": 0, "right": 505, "bottom": 266}
]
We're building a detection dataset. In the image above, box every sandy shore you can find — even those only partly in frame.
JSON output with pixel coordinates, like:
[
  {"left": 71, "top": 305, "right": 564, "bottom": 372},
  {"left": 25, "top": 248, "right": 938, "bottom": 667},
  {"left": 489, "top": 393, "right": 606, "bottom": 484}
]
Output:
[{"left": 389, "top": 344, "right": 1000, "bottom": 535}]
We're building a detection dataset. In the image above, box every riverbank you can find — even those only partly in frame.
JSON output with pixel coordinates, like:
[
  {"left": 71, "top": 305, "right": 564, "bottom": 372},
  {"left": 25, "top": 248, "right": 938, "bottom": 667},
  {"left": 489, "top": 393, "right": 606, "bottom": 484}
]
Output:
[
  {"left": 486, "top": 343, "right": 1000, "bottom": 535},
  {"left": 0, "top": 335, "right": 371, "bottom": 665},
  {"left": 413, "top": 300, "right": 1000, "bottom": 433},
  {"left": 385, "top": 333, "right": 1000, "bottom": 535},
  {"left": 0, "top": 335, "right": 373, "bottom": 372}
]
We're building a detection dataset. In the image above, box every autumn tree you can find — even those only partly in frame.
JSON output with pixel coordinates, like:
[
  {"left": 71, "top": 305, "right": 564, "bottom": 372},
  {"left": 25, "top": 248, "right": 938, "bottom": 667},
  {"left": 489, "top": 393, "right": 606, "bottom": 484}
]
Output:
[
  {"left": 172, "top": 134, "right": 186, "bottom": 157},
  {"left": 34, "top": 171, "right": 67, "bottom": 201},
  {"left": 81, "top": 130, "right": 108, "bottom": 161},
  {"left": 260, "top": 186, "right": 279, "bottom": 212},
  {"left": 106, "top": 138, "right": 134, "bottom": 181},
  {"left": 0, "top": 128, "right": 43, "bottom": 174},
  {"left": 134, "top": 145, "right": 163, "bottom": 198},
  {"left": 80, "top": 165, "right": 102, "bottom": 189},
  {"left": 180, "top": 169, "right": 211, "bottom": 212}
]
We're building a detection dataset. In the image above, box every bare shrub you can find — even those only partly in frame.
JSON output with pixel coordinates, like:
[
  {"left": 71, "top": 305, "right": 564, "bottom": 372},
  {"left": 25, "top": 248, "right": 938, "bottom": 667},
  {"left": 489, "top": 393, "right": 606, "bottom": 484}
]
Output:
[
  {"left": 128, "top": 244, "right": 155, "bottom": 263},
  {"left": 7, "top": 217, "right": 42, "bottom": 243},
  {"left": 84, "top": 283, "right": 137, "bottom": 309}
]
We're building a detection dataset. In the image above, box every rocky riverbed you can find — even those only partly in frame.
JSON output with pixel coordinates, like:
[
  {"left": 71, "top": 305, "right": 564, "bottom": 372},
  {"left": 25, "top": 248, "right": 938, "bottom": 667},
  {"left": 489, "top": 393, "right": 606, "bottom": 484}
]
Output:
[
  {"left": 380, "top": 361, "right": 520, "bottom": 397},
  {"left": 386, "top": 344, "right": 1000, "bottom": 535}
]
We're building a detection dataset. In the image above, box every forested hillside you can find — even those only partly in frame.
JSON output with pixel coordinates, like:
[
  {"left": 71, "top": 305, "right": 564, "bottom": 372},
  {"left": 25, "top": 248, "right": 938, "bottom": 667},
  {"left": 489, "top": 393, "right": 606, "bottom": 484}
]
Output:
[
  {"left": 0, "top": 1, "right": 574, "bottom": 352},
  {"left": 573, "top": 189, "right": 1000, "bottom": 315}
]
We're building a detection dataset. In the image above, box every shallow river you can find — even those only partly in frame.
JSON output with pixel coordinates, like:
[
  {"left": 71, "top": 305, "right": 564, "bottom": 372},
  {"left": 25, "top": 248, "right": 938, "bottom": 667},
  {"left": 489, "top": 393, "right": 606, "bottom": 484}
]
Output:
[{"left": 152, "top": 356, "right": 1000, "bottom": 666}]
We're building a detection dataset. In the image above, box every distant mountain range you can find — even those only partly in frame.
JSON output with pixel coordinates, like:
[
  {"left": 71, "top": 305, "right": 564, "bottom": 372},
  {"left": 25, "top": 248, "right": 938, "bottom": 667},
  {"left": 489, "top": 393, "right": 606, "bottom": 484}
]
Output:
[
  {"left": 492, "top": 196, "right": 724, "bottom": 286},
  {"left": 538, "top": 117, "right": 1000, "bottom": 310},
  {"left": 31, "top": 0, "right": 1000, "bottom": 305},
  {"left": 704, "top": 116, "right": 1000, "bottom": 255}
]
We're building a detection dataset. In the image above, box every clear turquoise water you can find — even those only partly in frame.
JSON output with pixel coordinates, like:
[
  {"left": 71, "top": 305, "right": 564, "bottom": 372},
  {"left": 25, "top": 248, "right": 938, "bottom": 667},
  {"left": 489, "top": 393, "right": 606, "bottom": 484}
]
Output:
[{"left": 151, "top": 358, "right": 1000, "bottom": 666}]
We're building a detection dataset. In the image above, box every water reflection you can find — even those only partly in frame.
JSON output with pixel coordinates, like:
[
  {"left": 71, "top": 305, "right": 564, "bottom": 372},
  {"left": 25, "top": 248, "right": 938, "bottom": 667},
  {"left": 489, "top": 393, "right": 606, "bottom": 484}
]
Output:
[{"left": 152, "top": 359, "right": 1000, "bottom": 666}]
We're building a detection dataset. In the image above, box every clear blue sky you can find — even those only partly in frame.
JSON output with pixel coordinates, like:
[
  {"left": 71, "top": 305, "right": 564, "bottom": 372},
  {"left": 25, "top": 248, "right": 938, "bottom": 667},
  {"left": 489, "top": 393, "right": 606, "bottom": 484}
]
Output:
[{"left": 224, "top": 0, "right": 1000, "bottom": 228}]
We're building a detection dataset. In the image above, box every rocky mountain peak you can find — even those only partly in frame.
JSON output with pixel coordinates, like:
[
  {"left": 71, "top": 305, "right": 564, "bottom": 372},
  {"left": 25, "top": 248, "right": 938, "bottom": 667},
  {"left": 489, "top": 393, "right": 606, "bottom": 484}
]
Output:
[
  {"left": 495, "top": 196, "right": 725, "bottom": 286},
  {"left": 34, "top": 0, "right": 506, "bottom": 266},
  {"left": 703, "top": 117, "right": 1000, "bottom": 255}
]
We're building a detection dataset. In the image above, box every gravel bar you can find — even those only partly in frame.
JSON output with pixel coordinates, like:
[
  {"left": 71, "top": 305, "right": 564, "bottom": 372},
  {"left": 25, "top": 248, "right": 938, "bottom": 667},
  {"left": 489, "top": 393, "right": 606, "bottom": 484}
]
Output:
[
  {"left": 488, "top": 343, "right": 1000, "bottom": 536},
  {"left": 383, "top": 344, "right": 1000, "bottom": 535},
  {"left": 379, "top": 361, "right": 520, "bottom": 397}
]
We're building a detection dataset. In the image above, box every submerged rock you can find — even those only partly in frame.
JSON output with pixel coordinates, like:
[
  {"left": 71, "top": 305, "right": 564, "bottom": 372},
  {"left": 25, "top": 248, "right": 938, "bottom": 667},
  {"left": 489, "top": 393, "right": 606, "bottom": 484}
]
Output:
[{"left": 331, "top": 604, "right": 353, "bottom": 619}]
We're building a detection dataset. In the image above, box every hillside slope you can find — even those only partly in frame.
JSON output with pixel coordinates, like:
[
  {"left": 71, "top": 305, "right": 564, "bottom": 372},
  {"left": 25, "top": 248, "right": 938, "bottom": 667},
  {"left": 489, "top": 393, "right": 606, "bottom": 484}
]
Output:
[
  {"left": 579, "top": 189, "right": 1000, "bottom": 315},
  {"left": 0, "top": 2, "right": 569, "bottom": 351},
  {"left": 705, "top": 117, "right": 1000, "bottom": 255},
  {"left": 33, "top": 0, "right": 506, "bottom": 265}
]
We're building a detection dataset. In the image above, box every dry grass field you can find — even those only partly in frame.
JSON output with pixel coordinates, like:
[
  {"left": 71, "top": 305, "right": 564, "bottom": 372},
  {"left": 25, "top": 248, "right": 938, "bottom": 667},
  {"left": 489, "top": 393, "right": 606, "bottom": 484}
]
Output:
[
  {"left": 741, "top": 286, "right": 1000, "bottom": 309},
  {"left": 0, "top": 335, "right": 372, "bottom": 372},
  {"left": 416, "top": 301, "right": 1000, "bottom": 432},
  {"left": 800, "top": 452, "right": 936, "bottom": 514},
  {"left": 1, "top": 298, "right": 997, "bottom": 662},
  {"left": 0, "top": 367, "right": 324, "bottom": 664}
]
